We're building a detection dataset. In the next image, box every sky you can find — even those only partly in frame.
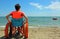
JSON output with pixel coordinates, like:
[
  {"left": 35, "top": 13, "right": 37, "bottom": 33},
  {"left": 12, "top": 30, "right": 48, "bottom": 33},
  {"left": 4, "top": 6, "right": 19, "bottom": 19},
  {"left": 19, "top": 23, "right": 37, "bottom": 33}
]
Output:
[{"left": 0, "top": 0, "right": 60, "bottom": 17}]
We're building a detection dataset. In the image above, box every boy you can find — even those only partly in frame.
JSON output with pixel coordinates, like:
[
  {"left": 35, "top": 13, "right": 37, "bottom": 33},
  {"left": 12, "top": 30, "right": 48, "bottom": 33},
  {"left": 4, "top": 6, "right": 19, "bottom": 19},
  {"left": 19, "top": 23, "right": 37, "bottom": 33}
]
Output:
[{"left": 6, "top": 4, "right": 28, "bottom": 39}]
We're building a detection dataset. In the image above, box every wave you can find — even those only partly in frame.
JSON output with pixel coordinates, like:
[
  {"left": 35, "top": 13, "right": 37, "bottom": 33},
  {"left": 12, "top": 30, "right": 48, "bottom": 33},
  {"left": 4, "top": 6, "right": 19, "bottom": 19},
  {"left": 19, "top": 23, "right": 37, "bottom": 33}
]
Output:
[{"left": 0, "top": 26, "right": 5, "bottom": 27}]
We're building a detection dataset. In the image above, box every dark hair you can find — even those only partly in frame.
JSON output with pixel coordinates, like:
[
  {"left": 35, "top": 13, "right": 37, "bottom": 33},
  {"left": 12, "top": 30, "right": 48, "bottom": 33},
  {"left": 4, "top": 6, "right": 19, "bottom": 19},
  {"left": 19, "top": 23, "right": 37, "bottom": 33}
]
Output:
[{"left": 15, "top": 4, "right": 21, "bottom": 11}]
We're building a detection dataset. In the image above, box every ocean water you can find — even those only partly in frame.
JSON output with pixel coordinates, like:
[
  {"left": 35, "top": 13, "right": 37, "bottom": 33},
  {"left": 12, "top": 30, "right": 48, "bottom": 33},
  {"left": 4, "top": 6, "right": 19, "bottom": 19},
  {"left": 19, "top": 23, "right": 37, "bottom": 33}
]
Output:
[{"left": 0, "top": 16, "right": 60, "bottom": 27}]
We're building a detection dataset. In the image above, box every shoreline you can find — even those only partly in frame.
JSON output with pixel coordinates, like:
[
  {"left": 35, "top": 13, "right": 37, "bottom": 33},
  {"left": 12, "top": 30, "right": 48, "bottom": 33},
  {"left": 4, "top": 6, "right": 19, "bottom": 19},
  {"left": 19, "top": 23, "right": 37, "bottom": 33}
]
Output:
[{"left": 0, "top": 25, "right": 60, "bottom": 28}]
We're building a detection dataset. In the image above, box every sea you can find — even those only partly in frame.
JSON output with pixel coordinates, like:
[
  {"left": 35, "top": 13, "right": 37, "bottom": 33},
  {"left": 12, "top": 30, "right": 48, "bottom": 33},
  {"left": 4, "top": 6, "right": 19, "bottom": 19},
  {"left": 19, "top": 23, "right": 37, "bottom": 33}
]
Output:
[{"left": 0, "top": 16, "right": 60, "bottom": 28}]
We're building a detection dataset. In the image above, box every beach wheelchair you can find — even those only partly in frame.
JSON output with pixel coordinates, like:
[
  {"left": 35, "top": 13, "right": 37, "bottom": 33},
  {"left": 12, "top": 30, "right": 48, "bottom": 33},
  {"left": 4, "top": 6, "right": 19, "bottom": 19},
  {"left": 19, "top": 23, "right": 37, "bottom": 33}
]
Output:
[{"left": 4, "top": 19, "right": 28, "bottom": 39}]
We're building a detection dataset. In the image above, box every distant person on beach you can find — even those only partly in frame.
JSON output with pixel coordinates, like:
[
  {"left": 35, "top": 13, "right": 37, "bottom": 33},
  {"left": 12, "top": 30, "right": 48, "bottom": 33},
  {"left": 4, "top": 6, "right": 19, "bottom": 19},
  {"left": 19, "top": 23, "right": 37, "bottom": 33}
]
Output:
[{"left": 6, "top": 4, "right": 28, "bottom": 39}]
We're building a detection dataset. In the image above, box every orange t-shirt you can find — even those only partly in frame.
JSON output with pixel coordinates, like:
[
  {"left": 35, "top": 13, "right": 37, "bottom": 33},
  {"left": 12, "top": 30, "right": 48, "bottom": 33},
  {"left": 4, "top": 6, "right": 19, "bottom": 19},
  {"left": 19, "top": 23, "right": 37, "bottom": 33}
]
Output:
[{"left": 10, "top": 11, "right": 24, "bottom": 19}]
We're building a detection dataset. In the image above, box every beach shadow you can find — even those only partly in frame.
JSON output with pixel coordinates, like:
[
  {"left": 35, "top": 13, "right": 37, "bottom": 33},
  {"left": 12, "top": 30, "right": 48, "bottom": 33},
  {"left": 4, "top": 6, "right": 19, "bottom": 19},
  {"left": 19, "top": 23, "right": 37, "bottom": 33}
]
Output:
[
  {"left": 0, "top": 32, "right": 23, "bottom": 39},
  {"left": 0, "top": 35, "right": 23, "bottom": 39},
  {"left": 0, "top": 36, "right": 5, "bottom": 39},
  {"left": 0, "top": 36, "right": 22, "bottom": 39}
]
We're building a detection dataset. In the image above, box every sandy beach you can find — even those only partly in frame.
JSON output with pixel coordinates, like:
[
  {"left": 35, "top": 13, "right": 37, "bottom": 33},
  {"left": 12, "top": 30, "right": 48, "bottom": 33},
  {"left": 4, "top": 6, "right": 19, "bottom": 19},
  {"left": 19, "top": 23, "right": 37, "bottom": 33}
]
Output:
[{"left": 0, "top": 27, "right": 60, "bottom": 39}]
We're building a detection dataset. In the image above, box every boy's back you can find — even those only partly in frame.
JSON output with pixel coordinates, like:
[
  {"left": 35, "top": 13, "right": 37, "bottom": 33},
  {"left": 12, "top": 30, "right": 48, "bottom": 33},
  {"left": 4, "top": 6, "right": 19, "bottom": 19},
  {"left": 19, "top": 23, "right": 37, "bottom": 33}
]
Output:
[{"left": 10, "top": 11, "right": 24, "bottom": 19}]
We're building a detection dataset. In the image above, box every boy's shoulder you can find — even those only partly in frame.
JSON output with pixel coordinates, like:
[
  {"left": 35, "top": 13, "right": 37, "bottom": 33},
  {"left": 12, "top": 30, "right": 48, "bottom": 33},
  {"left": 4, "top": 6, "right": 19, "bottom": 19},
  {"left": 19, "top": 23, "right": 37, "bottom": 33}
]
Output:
[
  {"left": 10, "top": 11, "right": 24, "bottom": 15},
  {"left": 20, "top": 11, "right": 24, "bottom": 13},
  {"left": 11, "top": 11, "right": 24, "bottom": 13}
]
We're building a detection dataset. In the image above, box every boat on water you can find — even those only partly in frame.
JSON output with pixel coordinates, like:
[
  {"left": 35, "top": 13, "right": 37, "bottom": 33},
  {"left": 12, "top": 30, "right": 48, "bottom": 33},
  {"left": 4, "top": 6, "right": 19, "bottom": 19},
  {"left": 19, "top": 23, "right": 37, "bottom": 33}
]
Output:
[{"left": 53, "top": 17, "right": 57, "bottom": 20}]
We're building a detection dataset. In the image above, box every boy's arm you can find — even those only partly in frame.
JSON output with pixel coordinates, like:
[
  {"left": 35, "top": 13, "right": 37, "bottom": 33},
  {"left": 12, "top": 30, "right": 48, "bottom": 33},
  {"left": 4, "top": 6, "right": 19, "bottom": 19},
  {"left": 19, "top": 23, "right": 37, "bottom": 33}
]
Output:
[
  {"left": 6, "top": 14, "right": 11, "bottom": 23},
  {"left": 24, "top": 14, "right": 28, "bottom": 23}
]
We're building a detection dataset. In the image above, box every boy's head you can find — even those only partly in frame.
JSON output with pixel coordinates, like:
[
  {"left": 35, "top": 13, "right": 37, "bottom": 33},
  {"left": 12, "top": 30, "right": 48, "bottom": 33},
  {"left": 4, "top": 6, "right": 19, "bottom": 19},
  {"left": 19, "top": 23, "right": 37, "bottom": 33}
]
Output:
[{"left": 15, "top": 4, "right": 21, "bottom": 11}]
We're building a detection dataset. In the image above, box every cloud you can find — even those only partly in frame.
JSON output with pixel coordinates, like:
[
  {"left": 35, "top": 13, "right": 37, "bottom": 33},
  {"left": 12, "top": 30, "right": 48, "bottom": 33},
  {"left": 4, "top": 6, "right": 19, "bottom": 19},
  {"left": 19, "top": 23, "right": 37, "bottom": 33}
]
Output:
[
  {"left": 30, "top": 2, "right": 43, "bottom": 9},
  {"left": 45, "top": 1, "right": 60, "bottom": 10},
  {"left": 30, "top": 2, "right": 60, "bottom": 10}
]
